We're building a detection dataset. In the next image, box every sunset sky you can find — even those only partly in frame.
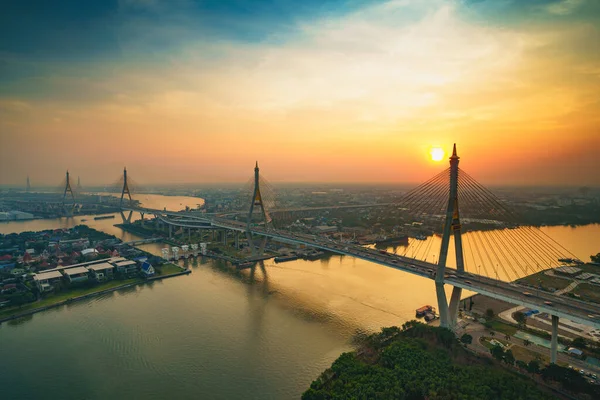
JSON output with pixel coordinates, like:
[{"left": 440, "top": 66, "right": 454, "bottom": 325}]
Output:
[{"left": 1, "top": 0, "right": 599, "bottom": 186}]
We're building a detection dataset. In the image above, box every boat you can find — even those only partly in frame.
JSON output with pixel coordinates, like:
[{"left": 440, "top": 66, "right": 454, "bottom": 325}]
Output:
[
  {"left": 374, "top": 235, "right": 409, "bottom": 246},
  {"left": 94, "top": 215, "right": 115, "bottom": 220},
  {"left": 424, "top": 312, "right": 438, "bottom": 322},
  {"left": 305, "top": 251, "right": 325, "bottom": 261},
  {"left": 274, "top": 254, "right": 299, "bottom": 263},
  {"left": 416, "top": 305, "right": 433, "bottom": 317},
  {"left": 415, "top": 234, "right": 427, "bottom": 241}
]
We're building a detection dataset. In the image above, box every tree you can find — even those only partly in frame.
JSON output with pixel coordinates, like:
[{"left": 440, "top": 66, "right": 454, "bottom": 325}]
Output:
[
  {"left": 527, "top": 360, "right": 541, "bottom": 374},
  {"left": 514, "top": 311, "right": 527, "bottom": 327},
  {"left": 460, "top": 334, "right": 473, "bottom": 345},
  {"left": 591, "top": 253, "right": 600, "bottom": 263},
  {"left": 505, "top": 334, "right": 511, "bottom": 341},
  {"left": 491, "top": 345, "right": 505, "bottom": 361},
  {"left": 516, "top": 360, "right": 528, "bottom": 370},
  {"left": 504, "top": 349, "right": 515, "bottom": 366},
  {"left": 489, "top": 331, "right": 495, "bottom": 337},
  {"left": 486, "top": 308, "right": 495, "bottom": 320},
  {"left": 571, "top": 337, "right": 587, "bottom": 349},
  {"left": 523, "top": 339, "right": 532, "bottom": 347}
]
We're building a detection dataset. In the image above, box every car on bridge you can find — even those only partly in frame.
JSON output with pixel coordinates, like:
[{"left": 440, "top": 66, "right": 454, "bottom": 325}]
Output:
[{"left": 544, "top": 301, "right": 554, "bottom": 306}]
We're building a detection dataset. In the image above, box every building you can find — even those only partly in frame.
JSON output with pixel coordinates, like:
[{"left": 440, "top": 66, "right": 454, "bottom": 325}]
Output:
[
  {"left": 141, "top": 262, "right": 155, "bottom": 277},
  {"left": 554, "top": 266, "right": 582, "bottom": 276},
  {"left": 87, "top": 263, "right": 115, "bottom": 282},
  {"left": 113, "top": 260, "right": 138, "bottom": 275},
  {"left": 81, "top": 248, "right": 99, "bottom": 258},
  {"left": 33, "top": 270, "right": 64, "bottom": 292},
  {"left": 62, "top": 266, "right": 90, "bottom": 283},
  {"left": 313, "top": 225, "right": 338, "bottom": 234}
]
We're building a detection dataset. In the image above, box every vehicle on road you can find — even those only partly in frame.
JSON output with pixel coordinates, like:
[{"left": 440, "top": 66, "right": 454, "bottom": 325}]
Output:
[
  {"left": 465, "top": 280, "right": 473, "bottom": 285},
  {"left": 544, "top": 301, "right": 553, "bottom": 306},
  {"left": 523, "top": 292, "right": 532, "bottom": 297}
]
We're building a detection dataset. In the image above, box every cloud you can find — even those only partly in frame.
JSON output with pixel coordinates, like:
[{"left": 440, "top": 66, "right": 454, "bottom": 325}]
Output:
[
  {"left": 1, "top": 0, "right": 599, "bottom": 185},
  {"left": 545, "top": 0, "right": 585, "bottom": 15}
]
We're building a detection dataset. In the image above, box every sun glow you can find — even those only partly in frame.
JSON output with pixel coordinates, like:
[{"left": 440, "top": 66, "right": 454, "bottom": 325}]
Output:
[{"left": 430, "top": 147, "right": 445, "bottom": 162}]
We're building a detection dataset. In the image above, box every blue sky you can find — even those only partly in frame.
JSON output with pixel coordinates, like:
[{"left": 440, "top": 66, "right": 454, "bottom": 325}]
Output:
[{"left": 1, "top": 0, "right": 599, "bottom": 185}]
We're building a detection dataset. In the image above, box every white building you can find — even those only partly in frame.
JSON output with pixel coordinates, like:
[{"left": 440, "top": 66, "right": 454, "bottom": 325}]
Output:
[
  {"left": 62, "top": 266, "right": 90, "bottom": 283},
  {"left": 112, "top": 260, "right": 138, "bottom": 275},
  {"left": 87, "top": 262, "right": 115, "bottom": 282},
  {"left": 33, "top": 270, "right": 64, "bottom": 292}
]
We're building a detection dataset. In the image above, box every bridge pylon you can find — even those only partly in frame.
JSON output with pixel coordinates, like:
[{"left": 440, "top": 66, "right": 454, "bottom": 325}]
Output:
[
  {"left": 436, "top": 144, "right": 465, "bottom": 328},
  {"left": 26, "top": 175, "right": 31, "bottom": 192},
  {"left": 120, "top": 167, "right": 134, "bottom": 223},
  {"left": 62, "top": 170, "right": 76, "bottom": 215},
  {"left": 246, "top": 162, "right": 272, "bottom": 255}
]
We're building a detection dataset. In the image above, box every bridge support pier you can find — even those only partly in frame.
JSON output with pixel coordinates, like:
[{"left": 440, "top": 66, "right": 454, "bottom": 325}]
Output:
[
  {"left": 222, "top": 230, "right": 227, "bottom": 245},
  {"left": 140, "top": 212, "right": 145, "bottom": 227},
  {"left": 435, "top": 282, "right": 451, "bottom": 328},
  {"left": 551, "top": 315, "right": 559, "bottom": 364},
  {"left": 448, "top": 286, "right": 462, "bottom": 327},
  {"left": 169, "top": 224, "right": 173, "bottom": 239},
  {"left": 120, "top": 210, "right": 133, "bottom": 224},
  {"left": 234, "top": 232, "right": 240, "bottom": 249}
]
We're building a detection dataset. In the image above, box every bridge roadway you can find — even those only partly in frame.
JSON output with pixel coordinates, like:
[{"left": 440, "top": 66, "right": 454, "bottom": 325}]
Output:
[
  {"left": 206, "top": 218, "right": 600, "bottom": 329},
  {"left": 121, "top": 202, "right": 399, "bottom": 219},
  {"left": 131, "top": 213, "right": 600, "bottom": 329}
]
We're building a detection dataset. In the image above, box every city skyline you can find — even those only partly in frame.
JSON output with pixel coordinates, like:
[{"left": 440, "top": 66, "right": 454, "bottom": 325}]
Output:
[{"left": 1, "top": 0, "right": 599, "bottom": 186}]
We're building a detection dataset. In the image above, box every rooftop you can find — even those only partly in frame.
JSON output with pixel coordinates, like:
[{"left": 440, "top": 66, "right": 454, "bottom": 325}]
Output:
[
  {"left": 114, "top": 260, "right": 136, "bottom": 267},
  {"left": 33, "top": 270, "right": 63, "bottom": 281},
  {"left": 62, "top": 266, "right": 90, "bottom": 276},
  {"left": 87, "top": 262, "right": 115, "bottom": 272}
]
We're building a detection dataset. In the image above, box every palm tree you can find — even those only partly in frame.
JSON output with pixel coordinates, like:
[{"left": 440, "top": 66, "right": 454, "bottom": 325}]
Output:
[{"left": 523, "top": 339, "right": 531, "bottom": 347}]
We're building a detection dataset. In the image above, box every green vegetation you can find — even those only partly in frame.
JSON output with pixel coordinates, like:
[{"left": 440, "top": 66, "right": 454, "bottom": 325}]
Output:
[
  {"left": 591, "top": 253, "right": 600, "bottom": 264},
  {"left": 571, "top": 283, "right": 600, "bottom": 304},
  {"left": 303, "top": 322, "right": 553, "bottom": 400},
  {"left": 485, "top": 320, "right": 518, "bottom": 336},
  {"left": 460, "top": 333, "right": 472, "bottom": 345},
  {"left": 518, "top": 271, "right": 571, "bottom": 292},
  {"left": 155, "top": 263, "right": 184, "bottom": 276},
  {"left": 0, "top": 278, "right": 140, "bottom": 318},
  {"left": 514, "top": 311, "right": 527, "bottom": 328}
]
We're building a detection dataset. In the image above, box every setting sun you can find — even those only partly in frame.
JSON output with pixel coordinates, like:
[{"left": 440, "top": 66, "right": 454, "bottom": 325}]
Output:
[{"left": 430, "top": 147, "right": 445, "bottom": 162}]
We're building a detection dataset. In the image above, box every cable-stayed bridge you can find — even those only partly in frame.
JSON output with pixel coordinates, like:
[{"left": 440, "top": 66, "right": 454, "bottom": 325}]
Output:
[{"left": 56, "top": 146, "right": 600, "bottom": 362}]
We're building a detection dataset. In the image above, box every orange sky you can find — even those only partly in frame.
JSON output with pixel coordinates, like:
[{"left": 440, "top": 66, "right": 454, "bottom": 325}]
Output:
[{"left": 1, "top": 0, "right": 599, "bottom": 186}]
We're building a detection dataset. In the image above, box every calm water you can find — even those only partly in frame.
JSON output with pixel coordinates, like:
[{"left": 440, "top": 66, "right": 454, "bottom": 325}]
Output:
[{"left": 1, "top": 198, "right": 599, "bottom": 399}]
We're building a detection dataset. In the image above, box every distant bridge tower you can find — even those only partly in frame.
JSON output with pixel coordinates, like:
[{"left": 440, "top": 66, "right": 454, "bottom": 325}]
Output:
[
  {"left": 120, "top": 167, "right": 133, "bottom": 207},
  {"left": 246, "top": 162, "right": 272, "bottom": 255},
  {"left": 77, "top": 176, "right": 81, "bottom": 190},
  {"left": 435, "top": 144, "right": 465, "bottom": 328},
  {"left": 26, "top": 175, "right": 31, "bottom": 192},
  {"left": 61, "top": 170, "right": 76, "bottom": 214},
  {"left": 119, "top": 167, "right": 134, "bottom": 223},
  {"left": 62, "top": 170, "right": 75, "bottom": 204}
]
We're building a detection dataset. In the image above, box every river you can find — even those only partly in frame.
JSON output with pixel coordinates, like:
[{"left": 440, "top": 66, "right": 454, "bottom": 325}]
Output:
[{"left": 1, "top": 196, "right": 599, "bottom": 399}]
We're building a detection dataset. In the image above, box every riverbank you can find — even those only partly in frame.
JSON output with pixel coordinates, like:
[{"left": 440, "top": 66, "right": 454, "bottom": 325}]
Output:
[{"left": 0, "top": 264, "right": 190, "bottom": 324}]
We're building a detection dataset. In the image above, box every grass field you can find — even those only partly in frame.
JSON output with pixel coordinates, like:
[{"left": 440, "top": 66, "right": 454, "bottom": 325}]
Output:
[
  {"left": 0, "top": 278, "right": 140, "bottom": 318},
  {"left": 511, "top": 345, "right": 549, "bottom": 364},
  {"left": 571, "top": 283, "right": 600, "bottom": 304},
  {"left": 488, "top": 320, "right": 518, "bottom": 336},
  {"left": 518, "top": 271, "right": 572, "bottom": 292},
  {"left": 157, "top": 263, "right": 184, "bottom": 275}
]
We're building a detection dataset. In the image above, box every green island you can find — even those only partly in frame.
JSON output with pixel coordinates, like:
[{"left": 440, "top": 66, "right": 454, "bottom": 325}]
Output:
[{"left": 303, "top": 322, "right": 600, "bottom": 400}]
